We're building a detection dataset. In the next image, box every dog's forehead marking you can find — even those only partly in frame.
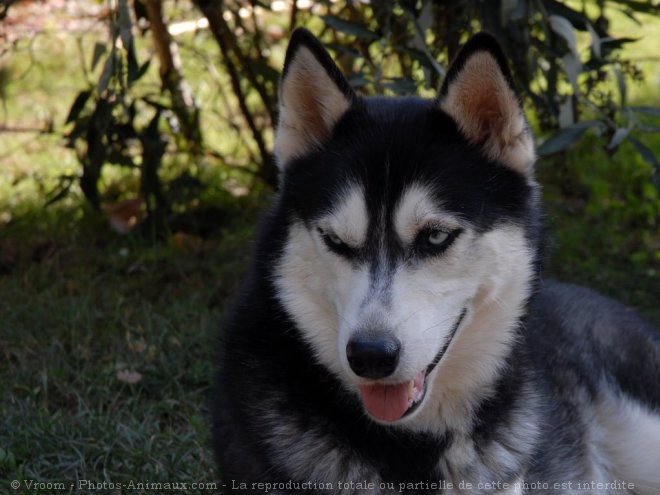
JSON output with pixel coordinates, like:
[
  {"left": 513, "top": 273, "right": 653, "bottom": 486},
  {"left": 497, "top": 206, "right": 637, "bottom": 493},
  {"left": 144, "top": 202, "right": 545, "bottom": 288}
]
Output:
[
  {"left": 319, "top": 185, "right": 368, "bottom": 246},
  {"left": 393, "top": 184, "right": 462, "bottom": 243}
]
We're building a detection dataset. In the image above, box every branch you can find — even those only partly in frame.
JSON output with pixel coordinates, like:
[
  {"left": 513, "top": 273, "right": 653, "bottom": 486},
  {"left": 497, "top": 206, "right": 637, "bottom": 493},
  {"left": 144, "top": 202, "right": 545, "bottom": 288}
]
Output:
[
  {"left": 192, "top": 0, "right": 277, "bottom": 187},
  {"left": 216, "top": 6, "right": 277, "bottom": 129},
  {"left": 143, "top": 0, "right": 203, "bottom": 153},
  {"left": 0, "top": 124, "right": 54, "bottom": 133}
]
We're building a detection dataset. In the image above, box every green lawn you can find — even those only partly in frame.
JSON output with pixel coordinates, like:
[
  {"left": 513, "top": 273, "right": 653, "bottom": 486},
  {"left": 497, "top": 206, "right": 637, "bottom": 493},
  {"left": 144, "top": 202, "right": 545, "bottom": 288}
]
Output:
[{"left": 0, "top": 203, "right": 258, "bottom": 492}]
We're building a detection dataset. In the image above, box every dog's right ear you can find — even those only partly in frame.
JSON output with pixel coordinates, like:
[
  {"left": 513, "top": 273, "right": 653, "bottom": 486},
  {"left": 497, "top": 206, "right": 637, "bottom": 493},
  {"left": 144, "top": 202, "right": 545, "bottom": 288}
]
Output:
[
  {"left": 438, "top": 33, "right": 535, "bottom": 176},
  {"left": 275, "top": 28, "right": 356, "bottom": 168}
]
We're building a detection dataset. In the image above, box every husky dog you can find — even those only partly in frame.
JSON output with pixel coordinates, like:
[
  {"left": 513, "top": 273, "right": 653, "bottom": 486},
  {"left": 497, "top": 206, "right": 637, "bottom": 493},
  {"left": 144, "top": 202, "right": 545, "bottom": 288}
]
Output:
[{"left": 212, "top": 29, "right": 660, "bottom": 494}]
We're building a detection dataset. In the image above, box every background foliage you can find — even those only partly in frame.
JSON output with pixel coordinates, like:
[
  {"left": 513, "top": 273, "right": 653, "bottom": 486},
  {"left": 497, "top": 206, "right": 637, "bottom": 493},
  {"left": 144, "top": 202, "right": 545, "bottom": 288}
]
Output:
[{"left": 0, "top": 0, "right": 658, "bottom": 490}]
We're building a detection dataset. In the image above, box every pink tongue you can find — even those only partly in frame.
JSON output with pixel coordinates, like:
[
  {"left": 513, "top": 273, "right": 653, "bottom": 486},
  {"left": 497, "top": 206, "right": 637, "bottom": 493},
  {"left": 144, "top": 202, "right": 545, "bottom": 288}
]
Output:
[
  {"left": 358, "top": 371, "right": 426, "bottom": 422},
  {"left": 358, "top": 382, "right": 410, "bottom": 422}
]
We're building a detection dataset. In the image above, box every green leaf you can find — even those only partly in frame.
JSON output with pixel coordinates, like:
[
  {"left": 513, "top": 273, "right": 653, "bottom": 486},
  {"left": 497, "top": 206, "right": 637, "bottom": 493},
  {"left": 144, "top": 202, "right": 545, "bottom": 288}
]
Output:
[
  {"left": 549, "top": 15, "right": 578, "bottom": 55},
  {"left": 544, "top": 0, "right": 590, "bottom": 30},
  {"left": 613, "top": 66, "right": 627, "bottom": 108},
  {"left": 325, "top": 43, "right": 363, "bottom": 58},
  {"left": 127, "top": 43, "right": 140, "bottom": 86},
  {"left": 586, "top": 22, "right": 601, "bottom": 59},
  {"left": 65, "top": 90, "right": 92, "bottom": 125},
  {"left": 558, "top": 98, "right": 574, "bottom": 129},
  {"left": 629, "top": 136, "right": 660, "bottom": 187},
  {"left": 607, "top": 127, "right": 630, "bottom": 150},
  {"left": 97, "top": 53, "right": 116, "bottom": 93},
  {"left": 118, "top": 0, "right": 134, "bottom": 54},
  {"left": 630, "top": 106, "right": 660, "bottom": 118},
  {"left": 90, "top": 42, "right": 107, "bottom": 71},
  {"left": 617, "top": 7, "right": 642, "bottom": 25},
  {"left": 321, "top": 15, "right": 379, "bottom": 42},
  {"left": 537, "top": 121, "right": 599, "bottom": 156},
  {"left": 600, "top": 37, "right": 640, "bottom": 53},
  {"left": 638, "top": 125, "right": 660, "bottom": 133},
  {"left": 405, "top": 46, "right": 446, "bottom": 77},
  {"left": 402, "top": 4, "right": 446, "bottom": 78},
  {"left": 562, "top": 53, "right": 582, "bottom": 95}
]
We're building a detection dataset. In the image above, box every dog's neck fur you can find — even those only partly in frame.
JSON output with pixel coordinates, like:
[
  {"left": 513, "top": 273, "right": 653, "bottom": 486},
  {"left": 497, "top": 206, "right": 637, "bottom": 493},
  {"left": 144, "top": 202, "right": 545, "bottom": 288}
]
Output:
[
  {"left": 413, "top": 292, "right": 543, "bottom": 486},
  {"left": 410, "top": 286, "right": 536, "bottom": 431},
  {"left": 396, "top": 222, "right": 544, "bottom": 481}
]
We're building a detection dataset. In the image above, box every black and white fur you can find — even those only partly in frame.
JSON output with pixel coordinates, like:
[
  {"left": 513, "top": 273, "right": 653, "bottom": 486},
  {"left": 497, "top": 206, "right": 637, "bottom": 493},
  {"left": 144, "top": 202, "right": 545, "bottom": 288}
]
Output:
[{"left": 213, "top": 29, "right": 660, "bottom": 494}]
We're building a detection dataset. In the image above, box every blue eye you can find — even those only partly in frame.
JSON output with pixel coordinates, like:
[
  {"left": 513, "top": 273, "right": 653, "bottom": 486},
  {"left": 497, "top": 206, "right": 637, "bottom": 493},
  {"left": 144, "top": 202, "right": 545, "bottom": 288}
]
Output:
[
  {"left": 415, "top": 227, "right": 462, "bottom": 257},
  {"left": 428, "top": 229, "right": 449, "bottom": 245}
]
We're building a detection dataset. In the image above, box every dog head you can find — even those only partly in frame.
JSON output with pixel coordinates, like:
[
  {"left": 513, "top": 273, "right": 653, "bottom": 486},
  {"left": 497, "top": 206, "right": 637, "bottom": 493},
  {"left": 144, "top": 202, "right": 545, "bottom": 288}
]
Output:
[{"left": 272, "top": 29, "right": 540, "bottom": 428}]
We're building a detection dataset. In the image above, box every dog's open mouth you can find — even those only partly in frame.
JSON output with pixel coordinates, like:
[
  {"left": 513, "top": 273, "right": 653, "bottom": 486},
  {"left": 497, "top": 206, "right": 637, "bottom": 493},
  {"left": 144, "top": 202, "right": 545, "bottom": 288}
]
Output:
[
  {"left": 356, "top": 308, "right": 467, "bottom": 423},
  {"left": 357, "top": 369, "right": 427, "bottom": 422}
]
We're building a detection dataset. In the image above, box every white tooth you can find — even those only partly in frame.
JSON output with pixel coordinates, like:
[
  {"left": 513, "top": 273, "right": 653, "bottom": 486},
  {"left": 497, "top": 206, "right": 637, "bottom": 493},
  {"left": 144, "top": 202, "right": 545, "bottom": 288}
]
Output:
[{"left": 407, "top": 380, "right": 414, "bottom": 395}]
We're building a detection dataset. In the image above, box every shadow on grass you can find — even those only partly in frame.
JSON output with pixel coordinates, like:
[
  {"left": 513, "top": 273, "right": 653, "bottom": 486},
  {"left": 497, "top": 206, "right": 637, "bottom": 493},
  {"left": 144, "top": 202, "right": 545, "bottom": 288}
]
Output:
[{"left": 0, "top": 194, "right": 265, "bottom": 489}]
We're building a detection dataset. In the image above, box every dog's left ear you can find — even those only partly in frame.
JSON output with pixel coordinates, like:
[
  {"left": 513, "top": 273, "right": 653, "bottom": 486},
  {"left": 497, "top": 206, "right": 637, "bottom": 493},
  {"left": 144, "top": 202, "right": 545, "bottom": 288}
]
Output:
[
  {"left": 438, "top": 33, "right": 535, "bottom": 175},
  {"left": 276, "top": 28, "right": 356, "bottom": 168}
]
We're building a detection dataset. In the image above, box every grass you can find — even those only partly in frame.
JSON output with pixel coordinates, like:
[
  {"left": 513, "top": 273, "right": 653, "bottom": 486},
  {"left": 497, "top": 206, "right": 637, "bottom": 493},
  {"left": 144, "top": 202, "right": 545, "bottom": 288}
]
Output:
[
  {"left": 0, "top": 201, "right": 258, "bottom": 492},
  {"left": 0, "top": 2, "right": 659, "bottom": 494}
]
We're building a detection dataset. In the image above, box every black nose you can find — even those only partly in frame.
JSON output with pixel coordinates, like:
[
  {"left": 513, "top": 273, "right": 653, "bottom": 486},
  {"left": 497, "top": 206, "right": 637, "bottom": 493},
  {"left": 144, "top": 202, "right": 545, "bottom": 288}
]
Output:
[{"left": 346, "top": 334, "right": 401, "bottom": 379}]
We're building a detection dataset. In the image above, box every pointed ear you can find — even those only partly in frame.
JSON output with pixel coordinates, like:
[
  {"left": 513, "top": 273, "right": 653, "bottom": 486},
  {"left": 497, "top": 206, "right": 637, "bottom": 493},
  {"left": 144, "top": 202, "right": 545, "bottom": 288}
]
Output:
[
  {"left": 275, "top": 28, "right": 356, "bottom": 168},
  {"left": 438, "top": 33, "right": 535, "bottom": 175}
]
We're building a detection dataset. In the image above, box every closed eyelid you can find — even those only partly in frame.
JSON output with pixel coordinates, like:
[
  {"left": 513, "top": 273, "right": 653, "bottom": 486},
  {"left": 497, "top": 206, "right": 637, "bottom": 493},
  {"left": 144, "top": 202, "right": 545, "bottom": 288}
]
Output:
[{"left": 316, "top": 223, "right": 362, "bottom": 248}]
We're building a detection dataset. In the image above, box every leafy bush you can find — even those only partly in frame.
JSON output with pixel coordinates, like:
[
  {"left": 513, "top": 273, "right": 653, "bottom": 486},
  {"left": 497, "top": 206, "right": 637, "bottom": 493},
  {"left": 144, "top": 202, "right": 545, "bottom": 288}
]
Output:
[
  {"left": 309, "top": 1, "right": 660, "bottom": 172},
  {"left": 59, "top": 0, "right": 660, "bottom": 233}
]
